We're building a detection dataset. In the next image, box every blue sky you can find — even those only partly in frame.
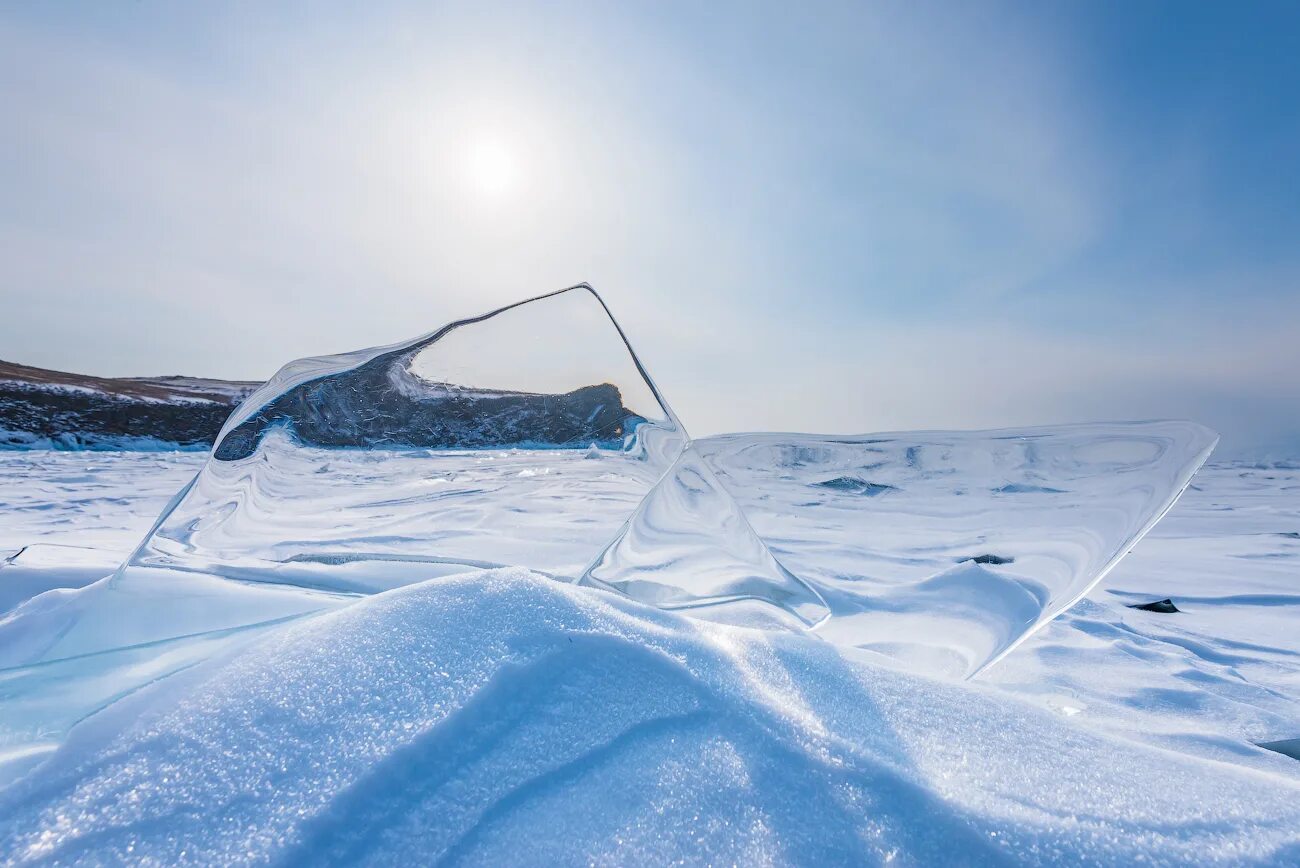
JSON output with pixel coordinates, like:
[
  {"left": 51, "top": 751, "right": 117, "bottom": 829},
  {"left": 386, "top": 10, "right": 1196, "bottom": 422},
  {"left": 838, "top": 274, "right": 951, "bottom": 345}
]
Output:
[{"left": 2, "top": 1, "right": 1297, "bottom": 455}]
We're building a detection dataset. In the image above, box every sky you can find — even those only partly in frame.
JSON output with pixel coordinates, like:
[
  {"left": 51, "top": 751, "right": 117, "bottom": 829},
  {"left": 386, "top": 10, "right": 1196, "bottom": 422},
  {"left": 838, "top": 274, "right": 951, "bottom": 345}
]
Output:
[{"left": 2, "top": 1, "right": 1298, "bottom": 456}]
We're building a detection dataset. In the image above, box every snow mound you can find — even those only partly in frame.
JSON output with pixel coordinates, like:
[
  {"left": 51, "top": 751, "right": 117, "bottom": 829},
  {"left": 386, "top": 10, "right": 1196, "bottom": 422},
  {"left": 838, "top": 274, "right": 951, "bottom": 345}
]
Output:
[{"left": 2, "top": 570, "right": 1298, "bottom": 865}]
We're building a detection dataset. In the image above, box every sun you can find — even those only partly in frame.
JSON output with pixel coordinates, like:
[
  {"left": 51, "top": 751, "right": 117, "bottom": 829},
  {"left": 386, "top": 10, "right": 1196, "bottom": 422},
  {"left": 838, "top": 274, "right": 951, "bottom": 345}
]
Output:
[{"left": 466, "top": 139, "right": 517, "bottom": 197}]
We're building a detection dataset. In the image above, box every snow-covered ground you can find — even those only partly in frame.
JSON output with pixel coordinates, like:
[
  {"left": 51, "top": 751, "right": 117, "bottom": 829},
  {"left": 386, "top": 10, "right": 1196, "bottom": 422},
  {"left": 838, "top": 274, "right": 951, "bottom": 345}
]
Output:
[{"left": 1, "top": 451, "right": 1298, "bottom": 864}]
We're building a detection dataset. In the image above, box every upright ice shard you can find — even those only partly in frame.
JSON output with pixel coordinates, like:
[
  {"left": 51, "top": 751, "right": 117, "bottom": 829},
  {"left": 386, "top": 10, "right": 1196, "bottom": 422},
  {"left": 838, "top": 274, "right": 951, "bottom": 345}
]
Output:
[
  {"left": 692, "top": 422, "right": 1218, "bottom": 678},
  {"left": 125, "top": 284, "right": 688, "bottom": 595},
  {"left": 3, "top": 283, "right": 828, "bottom": 674},
  {"left": 0, "top": 284, "right": 695, "bottom": 771}
]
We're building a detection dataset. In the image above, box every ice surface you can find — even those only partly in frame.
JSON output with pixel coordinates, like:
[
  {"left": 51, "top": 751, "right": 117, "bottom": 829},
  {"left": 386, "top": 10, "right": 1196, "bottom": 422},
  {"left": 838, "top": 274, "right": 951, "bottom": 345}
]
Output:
[
  {"left": 985, "top": 459, "right": 1300, "bottom": 775},
  {"left": 693, "top": 422, "right": 1218, "bottom": 678},
  {"left": 5, "top": 449, "right": 1300, "bottom": 863},
  {"left": 0, "top": 545, "right": 121, "bottom": 615}
]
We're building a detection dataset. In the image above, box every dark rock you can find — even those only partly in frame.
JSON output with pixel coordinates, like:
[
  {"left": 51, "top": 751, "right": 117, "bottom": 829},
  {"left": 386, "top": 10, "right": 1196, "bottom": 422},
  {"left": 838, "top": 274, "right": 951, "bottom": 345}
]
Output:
[
  {"left": 1128, "top": 598, "right": 1180, "bottom": 614},
  {"left": 214, "top": 345, "right": 641, "bottom": 461},
  {"left": 813, "top": 476, "right": 898, "bottom": 496},
  {"left": 0, "top": 359, "right": 257, "bottom": 448},
  {"left": 960, "top": 554, "right": 1015, "bottom": 566},
  {"left": 1257, "top": 738, "right": 1300, "bottom": 761}
]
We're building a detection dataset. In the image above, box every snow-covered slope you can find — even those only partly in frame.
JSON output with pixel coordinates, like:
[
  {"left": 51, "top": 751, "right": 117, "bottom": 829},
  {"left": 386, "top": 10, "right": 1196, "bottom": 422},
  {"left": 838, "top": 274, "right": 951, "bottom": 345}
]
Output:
[
  {"left": 2, "top": 569, "right": 1299, "bottom": 865},
  {"left": 0, "top": 359, "right": 259, "bottom": 450}
]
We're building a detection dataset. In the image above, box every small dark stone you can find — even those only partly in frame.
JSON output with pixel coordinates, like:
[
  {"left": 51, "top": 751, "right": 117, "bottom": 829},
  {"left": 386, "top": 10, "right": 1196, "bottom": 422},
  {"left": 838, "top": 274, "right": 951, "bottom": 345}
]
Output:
[
  {"left": 1128, "top": 598, "right": 1180, "bottom": 614},
  {"left": 993, "top": 483, "right": 1066, "bottom": 495},
  {"left": 960, "top": 553, "right": 1015, "bottom": 566},
  {"left": 814, "top": 476, "right": 897, "bottom": 496},
  {"left": 1257, "top": 738, "right": 1300, "bottom": 761}
]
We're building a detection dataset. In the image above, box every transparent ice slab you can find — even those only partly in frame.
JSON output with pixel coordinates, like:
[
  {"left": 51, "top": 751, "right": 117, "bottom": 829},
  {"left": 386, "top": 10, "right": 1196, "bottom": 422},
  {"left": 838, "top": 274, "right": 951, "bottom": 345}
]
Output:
[
  {"left": 2, "top": 288, "right": 1222, "bottom": 780},
  {"left": 127, "top": 284, "right": 690, "bottom": 593},
  {"left": 2, "top": 284, "right": 822, "bottom": 679},
  {"left": 0, "top": 285, "right": 690, "bottom": 764},
  {"left": 691, "top": 421, "right": 1218, "bottom": 678}
]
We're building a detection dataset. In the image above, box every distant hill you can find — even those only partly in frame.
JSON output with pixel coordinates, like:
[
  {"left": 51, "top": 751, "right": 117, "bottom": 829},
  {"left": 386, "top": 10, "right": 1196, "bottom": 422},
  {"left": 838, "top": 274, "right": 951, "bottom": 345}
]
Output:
[
  {"left": 0, "top": 359, "right": 640, "bottom": 456},
  {"left": 0, "top": 360, "right": 261, "bottom": 450}
]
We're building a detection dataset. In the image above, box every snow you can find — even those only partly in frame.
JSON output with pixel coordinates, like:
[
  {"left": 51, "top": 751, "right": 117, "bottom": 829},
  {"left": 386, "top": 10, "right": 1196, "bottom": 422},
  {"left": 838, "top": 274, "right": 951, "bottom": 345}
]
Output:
[
  {"left": 984, "top": 461, "right": 1300, "bottom": 773},
  {"left": 0, "top": 429, "right": 214, "bottom": 452},
  {"left": 0, "top": 451, "right": 206, "bottom": 566},
  {"left": 0, "top": 379, "right": 108, "bottom": 399},
  {"left": 1, "top": 452, "right": 1298, "bottom": 863},
  {"left": 4, "top": 570, "right": 1300, "bottom": 865}
]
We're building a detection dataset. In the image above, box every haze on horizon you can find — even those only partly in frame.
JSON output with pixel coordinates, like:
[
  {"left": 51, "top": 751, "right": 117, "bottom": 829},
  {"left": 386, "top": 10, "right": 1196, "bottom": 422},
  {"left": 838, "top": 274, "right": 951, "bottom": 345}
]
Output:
[{"left": 2, "top": 1, "right": 1297, "bottom": 457}]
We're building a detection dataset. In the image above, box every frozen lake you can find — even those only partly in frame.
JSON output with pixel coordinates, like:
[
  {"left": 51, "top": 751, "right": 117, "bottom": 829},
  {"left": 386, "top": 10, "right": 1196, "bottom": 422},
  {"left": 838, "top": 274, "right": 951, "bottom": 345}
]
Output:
[{"left": 1, "top": 449, "right": 1298, "bottom": 863}]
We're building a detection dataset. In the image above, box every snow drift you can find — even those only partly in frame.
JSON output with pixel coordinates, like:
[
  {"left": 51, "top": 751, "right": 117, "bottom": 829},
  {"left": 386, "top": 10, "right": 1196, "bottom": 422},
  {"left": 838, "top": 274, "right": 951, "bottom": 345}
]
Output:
[{"left": 3, "top": 570, "right": 1298, "bottom": 865}]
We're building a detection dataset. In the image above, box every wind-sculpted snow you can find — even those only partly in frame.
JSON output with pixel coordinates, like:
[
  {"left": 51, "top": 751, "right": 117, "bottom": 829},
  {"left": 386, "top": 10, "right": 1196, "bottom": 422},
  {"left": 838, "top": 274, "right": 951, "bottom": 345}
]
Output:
[
  {"left": 3, "top": 455, "right": 1298, "bottom": 864},
  {"left": 3, "top": 571, "right": 1299, "bottom": 866}
]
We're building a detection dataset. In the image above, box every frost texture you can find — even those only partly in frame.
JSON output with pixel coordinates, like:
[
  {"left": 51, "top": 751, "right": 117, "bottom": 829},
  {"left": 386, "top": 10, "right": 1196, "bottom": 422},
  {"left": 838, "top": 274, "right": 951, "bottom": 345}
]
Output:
[{"left": 6, "top": 571, "right": 1299, "bottom": 866}]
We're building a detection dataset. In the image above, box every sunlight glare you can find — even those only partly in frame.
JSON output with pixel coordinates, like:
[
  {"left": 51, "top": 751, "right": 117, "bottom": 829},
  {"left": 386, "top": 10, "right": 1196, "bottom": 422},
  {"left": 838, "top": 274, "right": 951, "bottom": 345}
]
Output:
[{"left": 467, "top": 139, "right": 517, "bottom": 197}]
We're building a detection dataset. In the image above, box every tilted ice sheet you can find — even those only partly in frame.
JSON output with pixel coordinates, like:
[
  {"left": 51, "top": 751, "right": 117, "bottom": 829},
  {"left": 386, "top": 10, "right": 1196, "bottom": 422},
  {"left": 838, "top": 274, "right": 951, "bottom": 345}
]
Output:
[
  {"left": 116, "top": 282, "right": 816, "bottom": 632},
  {"left": 0, "top": 285, "right": 822, "bottom": 768},
  {"left": 692, "top": 421, "right": 1218, "bottom": 678},
  {"left": 132, "top": 284, "right": 685, "bottom": 584}
]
